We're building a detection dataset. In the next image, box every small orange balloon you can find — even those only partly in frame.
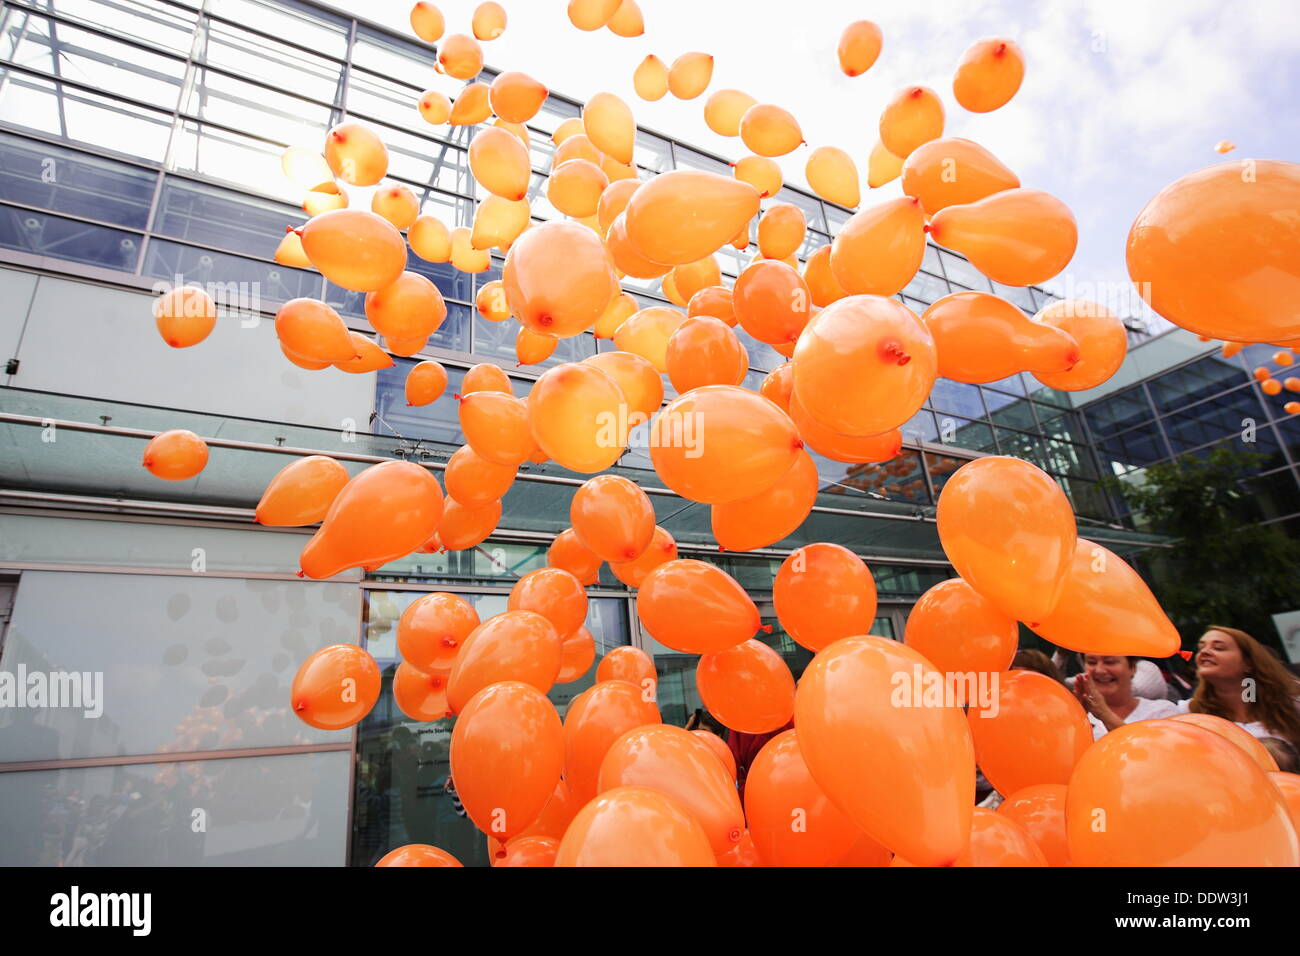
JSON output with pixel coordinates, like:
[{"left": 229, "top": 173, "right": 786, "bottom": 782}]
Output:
[
  {"left": 376, "top": 843, "right": 461, "bottom": 866},
  {"left": 274, "top": 230, "right": 312, "bottom": 269},
  {"left": 154, "top": 285, "right": 216, "bottom": 348},
  {"left": 1028, "top": 299, "right": 1127, "bottom": 391},
  {"left": 757, "top": 203, "right": 806, "bottom": 260},
  {"left": 256, "top": 456, "right": 349, "bottom": 526},
  {"left": 324, "top": 122, "right": 388, "bottom": 186},
  {"left": 739, "top": 103, "right": 804, "bottom": 157},
  {"left": 583, "top": 91, "right": 634, "bottom": 165},
  {"left": 670, "top": 256, "right": 722, "bottom": 304},
  {"left": 300, "top": 209, "right": 407, "bottom": 292},
  {"left": 370, "top": 184, "right": 420, "bottom": 231},
  {"left": 704, "top": 88, "right": 757, "bottom": 137},
  {"left": 838, "top": 20, "right": 882, "bottom": 76},
  {"left": 802, "top": 245, "right": 847, "bottom": 307},
  {"left": 472, "top": 1, "right": 506, "bottom": 40},
  {"left": 458, "top": 390, "right": 533, "bottom": 466},
  {"left": 787, "top": 390, "right": 902, "bottom": 464},
  {"left": 334, "top": 331, "right": 393, "bottom": 373},
  {"left": 417, "top": 89, "right": 451, "bottom": 125},
  {"left": 516, "top": 327, "right": 558, "bottom": 366},
  {"left": 556, "top": 626, "right": 597, "bottom": 684},
  {"left": 830, "top": 196, "right": 926, "bottom": 296},
  {"left": 437, "top": 33, "right": 482, "bottom": 80},
  {"left": 901, "top": 137, "right": 1020, "bottom": 214},
  {"left": 444, "top": 444, "right": 516, "bottom": 506},
  {"left": 612, "top": 304, "right": 685, "bottom": 370},
  {"left": 866, "top": 139, "right": 904, "bottom": 188},
  {"left": 686, "top": 285, "right": 736, "bottom": 326},
  {"left": 527, "top": 362, "right": 627, "bottom": 472},
  {"left": 638, "top": 559, "right": 761, "bottom": 653},
  {"left": 493, "top": 835, "right": 557, "bottom": 867},
  {"left": 291, "top": 643, "right": 381, "bottom": 730},
  {"left": 397, "top": 592, "right": 480, "bottom": 672},
  {"left": 567, "top": 0, "right": 621, "bottom": 30},
  {"left": 556, "top": 786, "right": 716, "bottom": 866},
  {"left": 548, "top": 528, "right": 603, "bottom": 585},
  {"left": 666, "top": 315, "right": 749, "bottom": 393},
  {"left": 446, "top": 610, "right": 561, "bottom": 714},
  {"left": 570, "top": 474, "right": 656, "bottom": 563},
  {"left": 365, "top": 272, "right": 447, "bottom": 343},
  {"left": 469, "top": 126, "right": 531, "bottom": 200},
  {"left": 923, "top": 291, "right": 1080, "bottom": 384},
  {"left": 732, "top": 258, "right": 811, "bottom": 347},
  {"left": 879, "top": 86, "right": 945, "bottom": 159},
  {"left": 711, "top": 449, "right": 817, "bottom": 551},
  {"left": 547, "top": 159, "right": 609, "bottom": 218},
  {"left": 805, "top": 146, "right": 860, "bottom": 209},
  {"left": 142, "top": 429, "right": 209, "bottom": 481},
  {"left": 489, "top": 70, "right": 548, "bottom": 124},
  {"left": 624, "top": 169, "right": 760, "bottom": 266},
  {"left": 930, "top": 188, "right": 1077, "bottom": 287},
  {"left": 564, "top": 678, "right": 661, "bottom": 804},
  {"left": 275, "top": 297, "right": 356, "bottom": 363},
  {"left": 392, "top": 661, "right": 451, "bottom": 721},
  {"left": 596, "top": 645, "right": 657, "bottom": 690},
  {"left": 508, "top": 567, "right": 588, "bottom": 637},
  {"left": 409, "top": 2, "right": 445, "bottom": 42},
  {"left": 504, "top": 221, "right": 618, "bottom": 337},
  {"left": 997, "top": 784, "right": 1070, "bottom": 866},
  {"left": 438, "top": 497, "right": 501, "bottom": 550},
  {"left": 696, "top": 639, "right": 795, "bottom": 734},
  {"left": 582, "top": 350, "right": 662, "bottom": 418},
  {"left": 667, "top": 52, "right": 713, "bottom": 100},
  {"left": 408, "top": 215, "right": 452, "bottom": 262},
  {"left": 449, "top": 82, "right": 491, "bottom": 126},
  {"left": 450, "top": 224, "right": 491, "bottom": 272},
  {"left": 759, "top": 362, "right": 793, "bottom": 413},
  {"left": 953, "top": 38, "right": 1025, "bottom": 114},
  {"left": 461, "top": 362, "right": 513, "bottom": 396},
  {"left": 472, "top": 196, "right": 531, "bottom": 251},
  {"left": 732, "top": 154, "right": 782, "bottom": 198},
  {"left": 773, "top": 543, "right": 876, "bottom": 652},
  {"left": 632, "top": 54, "right": 669, "bottom": 102},
  {"left": 903, "top": 577, "right": 1017, "bottom": 685},
  {"left": 610, "top": 526, "right": 678, "bottom": 588}
]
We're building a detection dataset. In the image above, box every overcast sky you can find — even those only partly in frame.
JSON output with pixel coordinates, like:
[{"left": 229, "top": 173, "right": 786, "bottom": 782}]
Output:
[{"left": 331, "top": 0, "right": 1300, "bottom": 310}]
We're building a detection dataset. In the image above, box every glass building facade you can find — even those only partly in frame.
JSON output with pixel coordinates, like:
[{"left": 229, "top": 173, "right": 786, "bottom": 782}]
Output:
[{"left": 0, "top": 0, "right": 1288, "bottom": 866}]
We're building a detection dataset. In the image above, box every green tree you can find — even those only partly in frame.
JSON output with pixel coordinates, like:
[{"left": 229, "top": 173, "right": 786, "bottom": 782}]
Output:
[{"left": 1107, "top": 446, "right": 1300, "bottom": 654}]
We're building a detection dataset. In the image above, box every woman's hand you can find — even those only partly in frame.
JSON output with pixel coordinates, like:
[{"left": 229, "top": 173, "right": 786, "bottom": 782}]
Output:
[{"left": 1074, "top": 673, "right": 1124, "bottom": 731}]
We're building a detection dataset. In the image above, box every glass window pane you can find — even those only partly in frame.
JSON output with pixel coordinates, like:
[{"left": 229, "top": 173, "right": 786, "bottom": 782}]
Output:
[
  {"left": 995, "top": 426, "right": 1050, "bottom": 469},
  {"left": 902, "top": 268, "right": 950, "bottom": 305},
  {"left": 1083, "top": 386, "right": 1153, "bottom": 437},
  {"left": 34, "top": 0, "right": 198, "bottom": 53},
  {"left": 0, "top": 203, "right": 141, "bottom": 270},
  {"left": 1036, "top": 403, "right": 1088, "bottom": 443},
  {"left": 373, "top": 361, "right": 467, "bottom": 446},
  {"left": 154, "top": 175, "right": 304, "bottom": 251},
  {"left": 0, "top": 73, "right": 173, "bottom": 162},
  {"left": 144, "top": 236, "right": 320, "bottom": 306},
  {"left": 0, "top": 131, "right": 156, "bottom": 228},
  {"left": 1160, "top": 387, "right": 1267, "bottom": 453},
  {"left": 184, "top": 67, "right": 333, "bottom": 147},
  {"left": 350, "top": 25, "right": 435, "bottom": 90},
  {"left": 989, "top": 395, "right": 1038, "bottom": 431},
  {"left": 198, "top": 17, "right": 342, "bottom": 105},
  {"left": 929, "top": 378, "right": 986, "bottom": 419},
  {"left": 938, "top": 249, "right": 992, "bottom": 291},
  {"left": 1147, "top": 355, "right": 1248, "bottom": 413},
  {"left": 208, "top": 0, "right": 349, "bottom": 60},
  {"left": 1097, "top": 422, "right": 1169, "bottom": 472},
  {"left": 169, "top": 120, "right": 296, "bottom": 201}
]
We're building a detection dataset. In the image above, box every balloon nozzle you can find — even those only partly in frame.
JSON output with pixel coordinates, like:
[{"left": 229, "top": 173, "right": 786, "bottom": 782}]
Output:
[
  {"left": 759, "top": 624, "right": 773, "bottom": 634},
  {"left": 880, "top": 339, "right": 911, "bottom": 366}
]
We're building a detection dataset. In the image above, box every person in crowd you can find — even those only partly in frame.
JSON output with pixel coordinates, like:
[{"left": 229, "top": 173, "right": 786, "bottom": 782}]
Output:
[
  {"left": 1261, "top": 737, "right": 1300, "bottom": 774},
  {"left": 1012, "top": 649, "right": 1066, "bottom": 685},
  {"left": 1176, "top": 626, "right": 1300, "bottom": 751},
  {"left": 1130, "top": 658, "right": 1174, "bottom": 700},
  {"left": 1073, "top": 654, "right": 1180, "bottom": 739}
]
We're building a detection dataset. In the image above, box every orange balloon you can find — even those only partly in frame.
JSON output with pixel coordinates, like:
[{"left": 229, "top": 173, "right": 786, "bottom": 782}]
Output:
[
  {"left": 409, "top": 2, "right": 445, "bottom": 42},
  {"left": 493, "top": 835, "right": 557, "bottom": 867},
  {"left": 564, "top": 678, "right": 661, "bottom": 804},
  {"left": 605, "top": 212, "right": 672, "bottom": 279},
  {"left": 624, "top": 170, "right": 760, "bottom": 266},
  {"left": 567, "top": 0, "right": 620, "bottom": 30},
  {"left": 686, "top": 285, "right": 736, "bottom": 326},
  {"left": 552, "top": 132, "right": 602, "bottom": 168},
  {"left": 299, "top": 461, "right": 443, "bottom": 578},
  {"left": 450, "top": 224, "right": 490, "bottom": 272},
  {"left": 757, "top": 203, "right": 806, "bottom": 260},
  {"left": 1168, "top": 713, "right": 1280, "bottom": 772},
  {"left": 489, "top": 70, "right": 548, "bottom": 123},
  {"left": 385, "top": 335, "right": 426, "bottom": 358},
  {"left": 302, "top": 182, "right": 346, "bottom": 216},
  {"left": 515, "top": 327, "right": 558, "bottom": 366},
  {"left": 408, "top": 215, "right": 451, "bottom": 262},
  {"left": 475, "top": 280, "right": 510, "bottom": 323},
  {"left": 598, "top": 724, "right": 745, "bottom": 855},
  {"left": 1032, "top": 299, "right": 1127, "bottom": 391},
  {"left": 527, "top": 362, "right": 626, "bottom": 472},
  {"left": 397, "top": 592, "right": 481, "bottom": 672},
  {"left": 255, "top": 455, "right": 349, "bottom": 526},
  {"left": 334, "top": 331, "right": 393, "bottom": 373},
  {"left": 595, "top": 645, "right": 657, "bottom": 691},
  {"left": 802, "top": 245, "right": 847, "bottom": 307},
  {"left": 556, "top": 626, "right": 597, "bottom": 684},
  {"left": 711, "top": 449, "right": 817, "bottom": 551},
  {"left": 953, "top": 38, "right": 1025, "bottom": 113},
  {"left": 746, "top": 729, "right": 863, "bottom": 866},
  {"left": 879, "top": 86, "right": 944, "bottom": 159},
  {"left": 300, "top": 209, "right": 407, "bottom": 292},
  {"left": 324, "top": 122, "right": 387, "bottom": 186},
  {"left": 632, "top": 53, "right": 669, "bottom": 101},
  {"left": 472, "top": 195, "right": 531, "bottom": 251},
  {"left": 659, "top": 269, "right": 686, "bottom": 307},
  {"left": 967, "top": 670, "right": 1092, "bottom": 795},
  {"left": 547, "top": 159, "right": 608, "bottom": 218},
  {"left": 392, "top": 661, "right": 451, "bottom": 721},
  {"left": 637, "top": 559, "right": 761, "bottom": 653},
  {"left": 141, "top": 429, "right": 209, "bottom": 481},
  {"left": 1127, "top": 160, "right": 1300, "bottom": 341},
  {"left": 472, "top": 1, "right": 506, "bottom": 40},
  {"left": 732, "top": 154, "right": 782, "bottom": 198},
  {"left": 469, "top": 126, "right": 531, "bottom": 200},
  {"left": 551, "top": 117, "right": 585, "bottom": 146},
  {"left": 450, "top": 681, "right": 563, "bottom": 841},
  {"left": 610, "top": 526, "right": 678, "bottom": 588},
  {"left": 570, "top": 474, "right": 655, "bottom": 563},
  {"left": 667, "top": 52, "right": 713, "bottom": 100},
  {"left": 696, "top": 639, "right": 795, "bottom": 734},
  {"left": 1067, "top": 720, "right": 1299, "bottom": 866},
  {"left": 805, "top": 146, "right": 860, "bottom": 209},
  {"left": 591, "top": 291, "right": 639, "bottom": 339},
  {"left": 274, "top": 230, "right": 312, "bottom": 269},
  {"left": 596, "top": 181, "right": 641, "bottom": 239},
  {"left": 866, "top": 139, "right": 904, "bottom": 188},
  {"left": 923, "top": 291, "right": 1080, "bottom": 384},
  {"left": 1030, "top": 538, "right": 1180, "bottom": 655},
  {"left": 548, "top": 528, "right": 603, "bottom": 585},
  {"left": 739, "top": 103, "right": 803, "bottom": 157},
  {"left": 375, "top": 843, "right": 461, "bottom": 866},
  {"left": 936, "top": 456, "right": 1076, "bottom": 623},
  {"left": 290, "top": 643, "right": 380, "bottom": 729},
  {"left": 556, "top": 786, "right": 716, "bottom": 866},
  {"left": 830, "top": 197, "right": 926, "bottom": 296},
  {"left": 835, "top": 831, "right": 894, "bottom": 866},
  {"left": 365, "top": 272, "right": 446, "bottom": 342},
  {"left": 1271, "top": 772, "right": 1300, "bottom": 834},
  {"left": 704, "top": 88, "right": 757, "bottom": 137},
  {"left": 903, "top": 577, "right": 1017, "bottom": 686},
  {"left": 583, "top": 91, "right": 634, "bottom": 165},
  {"left": 508, "top": 567, "right": 588, "bottom": 636},
  {"left": 154, "top": 285, "right": 216, "bottom": 348},
  {"left": 446, "top": 610, "right": 561, "bottom": 714},
  {"left": 437, "top": 496, "right": 500, "bottom": 550},
  {"left": 582, "top": 350, "right": 662, "bottom": 418},
  {"left": 461, "top": 362, "right": 513, "bottom": 396},
  {"left": 444, "top": 444, "right": 516, "bottom": 506},
  {"left": 692, "top": 730, "right": 736, "bottom": 779},
  {"left": 930, "top": 188, "right": 1077, "bottom": 287},
  {"left": 838, "top": 20, "right": 882, "bottom": 77},
  {"left": 666, "top": 316, "right": 749, "bottom": 393},
  {"left": 503, "top": 221, "right": 618, "bottom": 337},
  {"left": 275, "top": 297, "right": 354, "bottom": 363},
  {"left": 448, "top": 82, "right": 491, "bottom": 126},
  {"left": 792, "top": 295, "right": 936, "bottom": 435},
  {"left": 787, "top": 390, "right": 902, "bottom": 463},
  {"left": 732, "top": 259, "right": 811, "bottom": 347},
  {"left": 458, "top": 391, "right": 533, "bottom": 466},
  {"left": 895, "top": 808, "right": 1046, "bottom": 866},
  {"left": 280, "top": 342, "right": 331, "bottom": 370},
  {"left": 670, "top": 257, "right": 722, "bottom": 304},
  {"left": 772, "top": 543, "right": 876, "bottom": 653},
  {"left": 606, "top": 0, "right": 643, "bottom": 36},
  {"left": 759, "top": 362, "right": 793, "bottom": 413},
  {"left": 795, "top": 635, "right": 975, "bottom": 866},
  {"left": 900, "top": 137, "right": 1020, "bottom": 214},
  {"left": 437, "top": 33, "right": 482, "bottom": 79},
  {"left": 417, "top": 89, "right": 451, "bottom": 125},
  {"left": 997, "top": 784, "right": 1070, "bottom": 866},
  {"left": 611, "top": 304, "right": 685, "bottom": 371}
]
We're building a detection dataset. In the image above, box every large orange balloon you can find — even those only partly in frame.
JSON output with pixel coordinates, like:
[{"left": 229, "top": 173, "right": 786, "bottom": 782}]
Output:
[
  {"left": 595, "top": 645, "right": 657, "bottom": 691},
  {"left": 638, "top": 559, "right": 761, "bottom": 653},
  {"left": 936, "top": 456, "right": 1076, "bottom": 624},
  {"left": 802, "top": 245, "right": 847, "bottom": 307},
  {"left": 583, "top": 91, "right": 634, "bottom": 165},
  {"left": 469, "top": 126, "right": 531, "bottom": 200},
  {"left": 556, "top": 786, "right": 716, "bottom": 866},
  {"left": 1127, "top": 160, "right": 1300, "bottom": 341},
  {"left": 903, "top": 578, "right": 1017, "bottom": 688},
  {"left": 438, "top": 497, "right": 500, "bottom": 550},
  {"left": 610, "top": 526, "right": 677, "bottom": 588},
  {"left": 900, "top": 137, "right": 1020, "bottom": 214},
  {"left": 570, "top": 474, "right": 655, "bottom": 563},
  {"left": 444, "top": 444, "right": 516, "bottom": 506},
  {"left": 141, "top": 429, "right": 209, "bottom": 481},
  {"left": 528, "top": 362, "right": 627, "bottom": 472},
  {"left": 275, "top": 297, "right": 355, "bottom": 363},
  {"left": 998, "top": 785, "right": 1070, "bottom": 866},
  {"left": 696, "top": 639, "right": 795, "bottom": 733},
  {"left": 1031, "top": 299, "right": 1127, "bottom": 391},
  {"left": 666, "top": 316, "right": 749, "bottom": 393},
  {"left": 624, "top": 170, "right": 760, "bottom": 266},
  {"left": 772, "top": 543, "right": 876, "bottom": 652},
  {"left": 929, "top": 188, "right": 1077, "bottom": 287},
  {"left": 397, "top": 592, "right": 481, "bottom": 672},
  {"left": 472, "top": 195, "right": 531, "bottom": 251},
  {"left": 791, "top": 295, "right": 936, "bottom": 435},
  {"left": 649, "top": 386, "right": 801, "bottom": 504},
  {"left": 953, "top": 38, "right": 1024, "bottom": 113},
  {"left": 437, "top": 33, "right": 482, "bottom": 80},
  {"left": 582, "top": 350, "right": 662, "bottom": 417},
  {"left": 667, "top": 52, "right": 713, "bottom": 100},
  {"left": 633, "top": 54, "right": 669, "bottom": 101},
  {"left": 547, "top": 159, "right": 608, "bottom": 218},
  {"left": 408, "top": 215, "right": 451, "bottom": 262},
  {"left": 711, "top": 449, "right": 817, "bottom": 551},
  {"left": 838, "top": 20, "right": 883, "bottom": 77},
  {"left": 392, "top": 661, "right": 451, "bottom": 721},
  {"left": 446, "top": 610, "right": 562, "bottom": 714},
  {"left": 489, "top": 70, "right": 548, "bottom": 123},
  {"left": 693, "top": 730, "right": 737, "bottom": 779},
  {"left": 324, "top": 122, "right": 387, "bottom": 186},
  {"left": 687, "top": 285, "right": 736, "bottom": 326},
  {"left": 299, "top": 461, "right": 444, "bottom": 578},
  {"left": 1030, "top": 538, "right": 1180, "bottom": 656},
  {"left": 895, "top": 808, "right": 1046, "bottom": 866},
  {"left": 739, "top": 103, "right": 803, "bottom": 157},
  {"left": 805, "top": 146, "right": 860, "bottom": 209},
  {"left": 1066, "top": 720, "right": 1299, "bottom": 866},
  {"left": 448, "top": 82, "right": 491, "bottom": 126},
  {"left": 503, "top": 221, "right": 618, "bottom": 338},
  {"left": 612, "top": 305, "right": 685, "bottom": 371},
  {"left": 366, "top": 272, "right": 447, "bottom": 343},
  {"left": 733, "top": 259, "right": 812, "bottom": 347},
  {"left": 450, "top": 681, "right": 563, "bottom": 842},
  {"left": 557, "top": 626, "right": 597, "bottom": 683},
  {"left": 458, "top": 390, "right": 533, "bottom": 466},
  {"left": 830, "top": 197, "right": 926, "bottom": 296},
  {"left": 299, "top": 209, "right": 407, "bottom": 292},
  {"left": 704, "top": 88, "right": 756, "bottom": 137},
  {"left": 598, "top": 724, "right": 745, "bottom": 855},
  {"left": 746, "top": 730, "right": 864, "bottom": 866},
  {"left": 154, "top": 285, "right": 216, "bottom": 348},
  {"left": 787, "top": 391, "right": 902, "bottom": 464},
  {"left": 256, "top": 456, "right": 349, "bottom": 526},
  {"left": 795, "top": 635, "right": 975, "bottom": 866},
  {"left": 290, "top": 643, "right": 380, "bottom": 729},
  {"left": 879, "top": 86, "right": 944, "bottom": 159},
  {"left": 732, "top": 154, "right": 782, "bottom": 197},
  {"left": 967, "top": 670, "right": 1092, "bottom": 795},
  {"left": 1168, "top": 713, "right": 1280, "bottom": 772},
  {"left": 548, "top": 528, "right": 602, "bottom": 585},
  {"left": 605, "top": 213, "right": 673, "bottom": 279},
  {"left": 564, "top": 678, "right": 661, "bottom": 804},
  {"left": 375, "top": 844, "right": 460, "bottom": 866},
  {"left": 923, "top": 291, "right": 1080, "bottom": 384},
  {"left": 507, "top": 567, "right": 588, "bottom": 637}
]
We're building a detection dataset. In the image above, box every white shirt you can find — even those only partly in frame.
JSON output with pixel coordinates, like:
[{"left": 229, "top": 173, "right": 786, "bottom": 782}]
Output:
[
  {"left": 1088, "top": 696, "right": 1181, "bottom": 740},
  {"left": 1169, "top": 698, "right": 1290, "bottom": 740}
]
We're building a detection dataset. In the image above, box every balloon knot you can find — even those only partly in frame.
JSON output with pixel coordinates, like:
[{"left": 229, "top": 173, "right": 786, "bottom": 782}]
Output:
[
  {"left": 994, "top": 42, "right": 1007, "bottom": 56},
  {"left": 1178, "top": 650, "right": 1194, "bottom": 661},
  {"left": 793, "top": 438, "right": 805, "bottom": 450},
  {"left": 718, "top": 545, "right": 726, "bottom": 553},
  {"left": 330, "top": 130, "right": 344, "bottom": 142},
  {"left": 727, "top": 827, "right": 742, "bottom": 843},
  {"left": 442, "top": 637, "right": 458, "bottom": 647},
  {"left": 453, "top": 393, "right": 462, "bottom": 402},
  {"left": 760, "top": 624, "right": 773, "bottom": 634},
  {"left": 296, "top": 570, "right": 306, "bottom": 578},
  {"left": 1064, "top": 346, "right": 1081, "bottom": 370},
  {"left": 880, "top": 339, "right": 911, "bottom": 366},
  {"left": 909, "top": 87, "right": 923, "bottom": 98},
  {"left": 293, "top": 699, "right": 305, "bottom": 712},
  {"left": 922, "top": 223, "right": 932, "bottom": 234}
]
